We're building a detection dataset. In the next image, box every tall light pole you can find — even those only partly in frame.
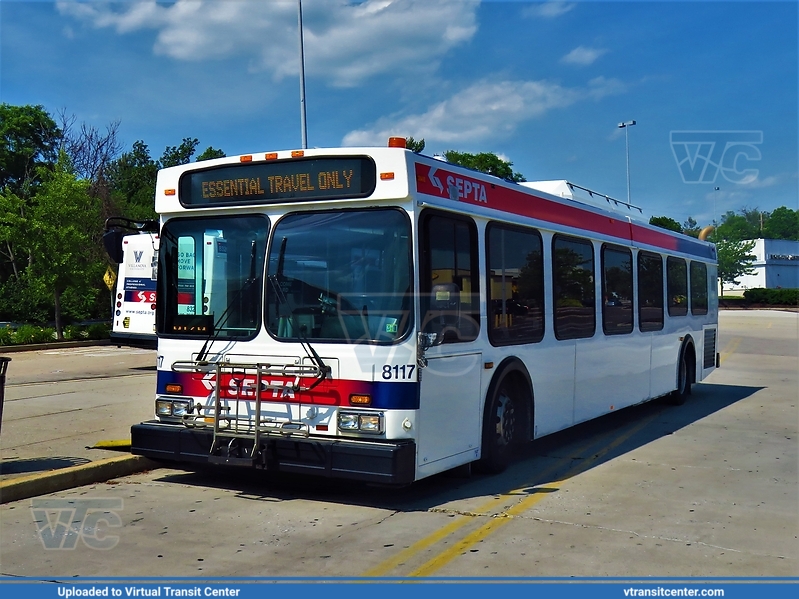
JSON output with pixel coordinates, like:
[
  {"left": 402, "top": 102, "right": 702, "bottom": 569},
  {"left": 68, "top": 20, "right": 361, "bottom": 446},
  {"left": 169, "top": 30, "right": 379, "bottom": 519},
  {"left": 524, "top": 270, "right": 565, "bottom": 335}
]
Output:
[
  {"left": 713, "top": 186, "right": 720, "bottom": 227},
  {"left": 298, "top": 0, "right": 308, "bottom": 149},
  {"left": 618, "top": 120, "right": 636, "bottom": 205}
]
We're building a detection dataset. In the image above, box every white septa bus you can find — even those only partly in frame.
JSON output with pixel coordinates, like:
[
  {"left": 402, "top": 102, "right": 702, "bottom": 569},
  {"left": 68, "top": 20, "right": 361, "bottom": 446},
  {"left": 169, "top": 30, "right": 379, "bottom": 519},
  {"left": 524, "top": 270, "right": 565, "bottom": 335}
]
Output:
[
  {"left": 104, "top": 219, "right": 160, "bottom": 349},
  {"left": 128, "top": 138, "right": 718, "bottom": 484}
]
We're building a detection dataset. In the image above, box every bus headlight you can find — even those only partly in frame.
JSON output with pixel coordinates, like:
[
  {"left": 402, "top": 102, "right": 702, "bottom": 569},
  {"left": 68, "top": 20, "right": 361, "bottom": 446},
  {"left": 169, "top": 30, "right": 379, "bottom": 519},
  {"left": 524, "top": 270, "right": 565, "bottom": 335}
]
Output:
[
  {"left": 171, "top": 400, "right": 191, "bottom": 417},
  {"left": 337, "top": 411, "right": 383, "bottom": 434},
  {"left": 156, "top": 398, "right": 191, "bottom": 417},
  {"left": 359, "top": 414, "right": 381, "bottom": 432},
  {"left": 338, "top": 413, "right": 360, "bottom": 431}
]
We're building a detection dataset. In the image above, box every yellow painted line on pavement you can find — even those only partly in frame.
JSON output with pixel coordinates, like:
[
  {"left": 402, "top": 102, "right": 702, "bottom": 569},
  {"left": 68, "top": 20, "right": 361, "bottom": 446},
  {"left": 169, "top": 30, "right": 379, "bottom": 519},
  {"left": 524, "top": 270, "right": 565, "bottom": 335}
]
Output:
[
  {"left": 719, "top": 337, "right": 742, "bottom": 364},
  {"left": 362, "top": 434, "right": 606, "bottom": 578},
  {"left": 364, "top": 416, "right": 654, "bottom": 577},
  {"left": 408, "top": 413, "right": 658, "bottom": 577}
]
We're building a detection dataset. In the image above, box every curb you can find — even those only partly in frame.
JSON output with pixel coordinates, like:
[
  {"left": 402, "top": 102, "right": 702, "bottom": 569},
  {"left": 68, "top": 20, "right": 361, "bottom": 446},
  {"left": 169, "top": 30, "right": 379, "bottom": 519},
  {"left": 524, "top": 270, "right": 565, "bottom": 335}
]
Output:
[
  {"left": 0, "top": 339, "right": 112, "bottom": 354},
  {"left": 0, "top": 455, "right": 160, "bottom": 504}
]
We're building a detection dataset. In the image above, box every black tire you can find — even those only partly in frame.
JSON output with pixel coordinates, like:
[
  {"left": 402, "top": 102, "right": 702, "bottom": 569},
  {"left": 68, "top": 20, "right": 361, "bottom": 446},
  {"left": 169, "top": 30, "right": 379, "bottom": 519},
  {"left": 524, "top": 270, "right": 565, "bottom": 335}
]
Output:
[
  {"left": 477, "top": 381, "right": 517, "bottom": 473},
  {"left": 669, "top": 349, "right": 692, "bottom": 406}
]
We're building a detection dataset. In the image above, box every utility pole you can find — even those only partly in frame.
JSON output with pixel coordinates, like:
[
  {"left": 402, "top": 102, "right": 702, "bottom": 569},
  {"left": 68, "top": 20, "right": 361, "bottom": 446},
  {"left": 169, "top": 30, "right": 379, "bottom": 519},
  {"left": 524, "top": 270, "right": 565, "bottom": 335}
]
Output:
[
  {"left": 618, "top": 120, "right": 636, "bottom": 205},
  {"left": 298, "top": 0, "right": 308, "bottom": 149}
]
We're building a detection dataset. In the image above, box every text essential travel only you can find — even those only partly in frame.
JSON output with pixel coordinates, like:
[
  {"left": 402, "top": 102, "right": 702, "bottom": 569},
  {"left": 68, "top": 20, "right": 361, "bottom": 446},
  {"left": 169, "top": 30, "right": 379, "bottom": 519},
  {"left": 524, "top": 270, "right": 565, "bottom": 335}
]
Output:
[{"left": 200, "top": 170, "right": 354, "bottom": 200}]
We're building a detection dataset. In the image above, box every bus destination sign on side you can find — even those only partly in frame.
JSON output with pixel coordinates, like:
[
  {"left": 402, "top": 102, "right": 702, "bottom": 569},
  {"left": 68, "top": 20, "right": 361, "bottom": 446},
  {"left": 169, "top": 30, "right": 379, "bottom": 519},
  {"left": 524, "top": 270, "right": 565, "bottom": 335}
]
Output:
[{"left": 179, "top": 156, "right": 376, "bottom": 207}]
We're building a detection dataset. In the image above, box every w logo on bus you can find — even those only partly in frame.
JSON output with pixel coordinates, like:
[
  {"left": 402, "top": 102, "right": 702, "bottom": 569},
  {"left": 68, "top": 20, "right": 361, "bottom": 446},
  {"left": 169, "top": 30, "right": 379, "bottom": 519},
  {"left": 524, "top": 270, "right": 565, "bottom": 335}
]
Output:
[
  {"left": 133, "top": 250, "right": 144, "bottom": 263},
  {"left": 670, "top": 131, "right": 762, "bottom": 184}
]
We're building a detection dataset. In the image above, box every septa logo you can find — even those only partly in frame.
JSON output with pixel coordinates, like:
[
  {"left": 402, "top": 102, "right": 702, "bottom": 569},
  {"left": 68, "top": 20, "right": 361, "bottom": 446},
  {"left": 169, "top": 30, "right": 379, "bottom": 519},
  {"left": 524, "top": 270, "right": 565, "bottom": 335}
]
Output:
[{"left": 415, "top": 163, "right": 489, "bottom": 204}]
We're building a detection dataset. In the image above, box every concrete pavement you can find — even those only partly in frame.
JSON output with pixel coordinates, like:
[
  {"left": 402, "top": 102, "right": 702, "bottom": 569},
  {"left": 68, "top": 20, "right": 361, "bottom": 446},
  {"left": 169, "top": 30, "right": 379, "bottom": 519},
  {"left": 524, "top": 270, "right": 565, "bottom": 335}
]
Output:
[
  {"left": 0, "top": 344, "right": 160, "bottom": 503},
  {"left": 0, "top": 309, "right": 795, "bottom": 507}
]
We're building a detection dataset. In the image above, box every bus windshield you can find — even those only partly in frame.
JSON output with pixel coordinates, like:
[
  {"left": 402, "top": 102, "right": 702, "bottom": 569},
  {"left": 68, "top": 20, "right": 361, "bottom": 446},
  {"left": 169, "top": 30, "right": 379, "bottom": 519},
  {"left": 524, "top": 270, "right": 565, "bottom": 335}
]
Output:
[
  {"left": 266, "top": 209, "right": 411, "bottom": 343},
  {"left": 158, "top": 215, "right": 269, "bottom": 339}
]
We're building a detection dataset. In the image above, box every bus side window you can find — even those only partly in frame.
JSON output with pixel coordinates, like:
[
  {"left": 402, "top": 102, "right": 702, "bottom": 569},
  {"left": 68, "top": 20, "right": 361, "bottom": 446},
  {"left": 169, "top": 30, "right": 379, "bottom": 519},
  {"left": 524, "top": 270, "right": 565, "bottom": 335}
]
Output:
[
  {"left": 552, "top": 235, "right": 596, "bottom": 340},
  {"left": 667, "top": 256, "right": 688, "bottom": 317},
  {"left": 638, "top": 252, "right": 664, "bottom": 332},
  {"left": 420, "top": 212, "right": 479, "bottom": 343},
  {"left": 690, "top": 261, "right": 708, "bottom": 315},
  {"left": 486, "top": 223, "right": 544, "bottom": 345},
  {"left": 601, "top": 244, "right": 633, "bottom": 335}
]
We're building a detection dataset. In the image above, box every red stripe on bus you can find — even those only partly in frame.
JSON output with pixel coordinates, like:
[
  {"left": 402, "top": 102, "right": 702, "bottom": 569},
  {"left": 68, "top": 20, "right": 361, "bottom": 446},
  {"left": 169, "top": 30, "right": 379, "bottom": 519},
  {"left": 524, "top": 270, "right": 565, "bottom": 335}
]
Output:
[{"left": 414, "top": 162, "right": 713, "bottom": 259}]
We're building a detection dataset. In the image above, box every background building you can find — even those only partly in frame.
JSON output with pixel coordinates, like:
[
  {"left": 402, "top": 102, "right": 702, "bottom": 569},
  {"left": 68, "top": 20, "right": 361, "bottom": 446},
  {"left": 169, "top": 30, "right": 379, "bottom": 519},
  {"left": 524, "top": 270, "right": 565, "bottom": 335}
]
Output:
[{"left": 723, "top": 239, "right": 799, "bottom": 292}]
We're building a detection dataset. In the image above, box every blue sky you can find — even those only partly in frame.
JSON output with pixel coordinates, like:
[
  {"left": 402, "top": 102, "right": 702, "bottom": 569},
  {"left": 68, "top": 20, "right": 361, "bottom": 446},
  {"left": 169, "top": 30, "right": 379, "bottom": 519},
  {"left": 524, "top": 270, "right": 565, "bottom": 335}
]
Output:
[{"left": 1, "top": 1, "right": 797, "bottom": 226}]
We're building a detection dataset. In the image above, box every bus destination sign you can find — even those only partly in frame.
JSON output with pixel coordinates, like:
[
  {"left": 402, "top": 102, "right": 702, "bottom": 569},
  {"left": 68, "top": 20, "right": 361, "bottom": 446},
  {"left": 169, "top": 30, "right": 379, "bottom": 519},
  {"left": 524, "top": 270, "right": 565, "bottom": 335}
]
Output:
[{"left": 179, "top": 156, "right": 376, "bottom": 207}]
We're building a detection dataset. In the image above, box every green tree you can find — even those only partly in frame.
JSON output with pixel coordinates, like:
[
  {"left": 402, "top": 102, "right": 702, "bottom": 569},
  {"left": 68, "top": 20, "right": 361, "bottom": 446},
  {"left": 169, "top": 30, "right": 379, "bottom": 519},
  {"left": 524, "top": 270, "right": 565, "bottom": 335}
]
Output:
[
  {"left": 107, "top": 140, "right": 158, "bottom": 221},
  {"left": 0, "top": 104, "right": 62, "bottom": 282},
  {"left": 0, "top": 104, "right": 61, "bottom": 195},
  {"left": 442, "top": 150, "right": 526, "bottom": 182},
  {"left": 716, "top": 239, "right": 756, "bottom": 298},
  {"left": 107, "top": 139, "right": 225, "bottom": 221},
  {"left": 763, "top": 206, "right": 799, "bottom": 240},
  {"left": 23, "top": 152, "right": 102, "bottom": 337},
  {"left": 715, "top": 209, "right": 760, "bottom": 241},
  {"left": 649, "top": 215, "right": 682, "bottom": 233},
  {"left": 160, "top": 137, "right": 199, "bottom": 168},
  {"left": 196, "top": 146, "right": 226, "bottom": 161},
  {"left": 682, "top": 217, "right": 701, "bottom": 238},
  {"left": 405, "top": 137, "right": 425, "bottom": 153}
]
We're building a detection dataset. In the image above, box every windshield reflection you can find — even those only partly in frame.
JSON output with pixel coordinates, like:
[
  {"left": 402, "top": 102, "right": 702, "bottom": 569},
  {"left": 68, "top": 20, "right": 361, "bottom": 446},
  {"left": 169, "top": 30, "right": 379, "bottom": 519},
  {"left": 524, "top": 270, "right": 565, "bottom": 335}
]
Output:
[{"left": 266, "top": 209, "right": 412, "bottom": 343}]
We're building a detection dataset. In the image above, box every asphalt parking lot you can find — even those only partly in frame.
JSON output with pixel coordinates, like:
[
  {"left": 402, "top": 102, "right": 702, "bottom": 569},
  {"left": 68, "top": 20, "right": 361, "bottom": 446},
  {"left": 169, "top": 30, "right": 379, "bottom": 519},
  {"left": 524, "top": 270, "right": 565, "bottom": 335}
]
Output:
[{"left": 0, "top": 310, "right": 796, "bottom": 578}]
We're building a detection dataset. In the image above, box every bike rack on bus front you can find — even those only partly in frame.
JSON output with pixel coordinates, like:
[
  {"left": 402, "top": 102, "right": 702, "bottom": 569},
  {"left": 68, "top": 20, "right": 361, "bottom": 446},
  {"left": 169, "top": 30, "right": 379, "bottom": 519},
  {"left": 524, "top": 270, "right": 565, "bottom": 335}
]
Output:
[{"left": 171, "top": 360, "right": 326, "bottom": 465}]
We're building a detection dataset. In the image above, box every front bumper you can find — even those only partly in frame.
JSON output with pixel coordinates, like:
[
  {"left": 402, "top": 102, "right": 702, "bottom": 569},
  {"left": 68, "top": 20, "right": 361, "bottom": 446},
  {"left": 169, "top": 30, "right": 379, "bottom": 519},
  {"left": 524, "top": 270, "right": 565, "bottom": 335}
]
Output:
[{"left": 131, "top": 421, "right": 416, "bottom": 485}]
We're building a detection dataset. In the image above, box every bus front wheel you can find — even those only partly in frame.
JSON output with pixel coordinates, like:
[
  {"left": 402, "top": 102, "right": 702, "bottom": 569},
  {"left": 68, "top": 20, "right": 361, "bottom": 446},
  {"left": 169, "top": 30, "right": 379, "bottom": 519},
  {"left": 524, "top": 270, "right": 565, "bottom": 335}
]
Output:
[{"left": 477, "top": 382, "right": 517, "bottom": 473}]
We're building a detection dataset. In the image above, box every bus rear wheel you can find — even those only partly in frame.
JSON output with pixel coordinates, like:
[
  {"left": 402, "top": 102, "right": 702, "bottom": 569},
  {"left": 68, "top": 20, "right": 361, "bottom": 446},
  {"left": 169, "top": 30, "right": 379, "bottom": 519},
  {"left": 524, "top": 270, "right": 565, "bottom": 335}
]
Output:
[
  {"left": 669, "top": 350, "right": 692, "bottom": 406},
  {"left": 477, "top": 382, "right": 517, "bottom": 473}
]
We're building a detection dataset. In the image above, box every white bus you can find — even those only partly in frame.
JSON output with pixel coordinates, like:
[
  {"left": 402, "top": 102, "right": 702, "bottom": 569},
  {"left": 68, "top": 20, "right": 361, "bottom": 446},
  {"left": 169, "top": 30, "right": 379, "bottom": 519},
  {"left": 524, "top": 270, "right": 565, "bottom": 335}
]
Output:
[
  {"left": 104, "top": 219, "right": 159, "bottom": 349},
  {"left": 129, "top": 138, "right": 719, "bottom": 484}
]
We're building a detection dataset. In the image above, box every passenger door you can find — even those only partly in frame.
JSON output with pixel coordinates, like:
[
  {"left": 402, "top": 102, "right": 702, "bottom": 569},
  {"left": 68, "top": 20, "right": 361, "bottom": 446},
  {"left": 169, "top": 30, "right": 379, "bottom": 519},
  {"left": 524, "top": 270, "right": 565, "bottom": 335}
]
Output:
[{"left": 416, "top": 211, "right": 483, "bottom": 473}]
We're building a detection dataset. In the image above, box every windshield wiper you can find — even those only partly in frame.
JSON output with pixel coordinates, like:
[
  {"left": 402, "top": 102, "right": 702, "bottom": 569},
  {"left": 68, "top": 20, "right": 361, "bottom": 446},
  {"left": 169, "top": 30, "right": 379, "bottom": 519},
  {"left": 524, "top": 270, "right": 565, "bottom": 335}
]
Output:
[
  {"left": 268, "top": 237, "right": 330, "bottom": 390},
  {"left": 267, "top": 274, "right": 330, "bottom": 391},
  {"left": 196, "top": 240, "right": 258, "bottom": 363}
]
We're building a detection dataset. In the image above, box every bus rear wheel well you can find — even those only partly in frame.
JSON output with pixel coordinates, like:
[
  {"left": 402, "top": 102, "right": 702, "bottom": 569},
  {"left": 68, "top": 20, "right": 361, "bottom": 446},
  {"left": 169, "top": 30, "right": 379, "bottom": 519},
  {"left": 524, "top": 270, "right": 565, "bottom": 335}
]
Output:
[
  {"left": 669, "top": 337, "right": 696, "bottom": 406},
  {"left": 681, "top": 336, "right": 697, "bottom": 385}
]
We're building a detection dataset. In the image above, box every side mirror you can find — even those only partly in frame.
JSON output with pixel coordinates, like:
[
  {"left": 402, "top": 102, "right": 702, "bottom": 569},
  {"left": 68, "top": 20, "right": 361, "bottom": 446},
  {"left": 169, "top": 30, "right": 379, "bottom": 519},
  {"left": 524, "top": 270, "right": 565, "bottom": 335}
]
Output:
[
  {"left": 417, "top": 331, "right": 440, "bottom": 351},
  {"left": 102, "top": 229, "right": 126, "bottom": 264}
]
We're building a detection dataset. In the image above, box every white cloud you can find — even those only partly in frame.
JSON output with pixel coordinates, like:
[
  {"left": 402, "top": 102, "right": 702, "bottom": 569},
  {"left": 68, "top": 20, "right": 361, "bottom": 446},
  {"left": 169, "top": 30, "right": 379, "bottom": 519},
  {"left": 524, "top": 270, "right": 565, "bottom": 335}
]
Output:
[
  {"left": 739, "top": 175, "right": 780, "bottom": 188},
  {"left": 522, "top": 2, "right": 576, "bottom": 19},
  {"left": 342, "top": 76, "right": 627, "bottom": 146},
  {"left": 561, "top": 46, "right": 608, "bottom": 66},
  {"left": 56, "top": 0, "right": 478, "bottom": 87}
]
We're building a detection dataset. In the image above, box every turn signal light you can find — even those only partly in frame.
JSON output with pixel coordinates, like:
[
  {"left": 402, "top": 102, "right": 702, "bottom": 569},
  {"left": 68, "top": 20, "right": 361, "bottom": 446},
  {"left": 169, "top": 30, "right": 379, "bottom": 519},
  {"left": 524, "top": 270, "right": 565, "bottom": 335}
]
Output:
[
  {"left": 349, "top": 394, "right": 371, "bottom": 405},
  {"left": 165, "top": 384, "right": 183, "bottom": 394}
]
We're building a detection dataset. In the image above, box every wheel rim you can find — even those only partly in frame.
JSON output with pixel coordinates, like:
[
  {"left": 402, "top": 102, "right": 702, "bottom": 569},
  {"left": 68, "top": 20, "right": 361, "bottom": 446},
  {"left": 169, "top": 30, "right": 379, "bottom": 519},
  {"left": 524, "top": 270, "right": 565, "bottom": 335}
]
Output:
[{"left": 495, "top": 389, "right": 516, "bottom": 447}]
